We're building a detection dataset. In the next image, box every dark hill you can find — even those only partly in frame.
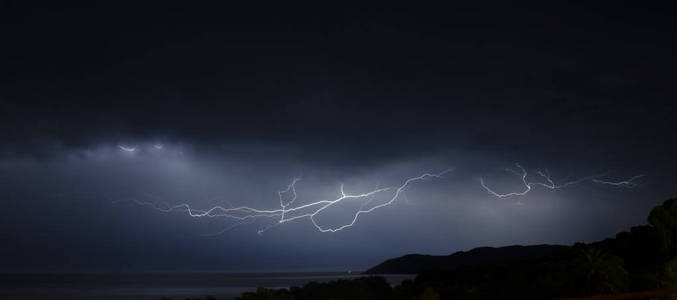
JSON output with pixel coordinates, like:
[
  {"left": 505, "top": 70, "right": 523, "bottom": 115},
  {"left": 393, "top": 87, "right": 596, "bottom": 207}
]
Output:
[
  {"left": 365, "top": 244, "right": 570, "bottom": 274},
  {"left": 242, "top": 198, "right": 677, "bottom": 299}
]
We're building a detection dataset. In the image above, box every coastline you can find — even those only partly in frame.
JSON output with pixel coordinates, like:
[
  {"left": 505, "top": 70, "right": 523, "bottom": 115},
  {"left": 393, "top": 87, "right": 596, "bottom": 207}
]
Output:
[{"left": 0, "top": 272, "right": 414, "bottom": 300}]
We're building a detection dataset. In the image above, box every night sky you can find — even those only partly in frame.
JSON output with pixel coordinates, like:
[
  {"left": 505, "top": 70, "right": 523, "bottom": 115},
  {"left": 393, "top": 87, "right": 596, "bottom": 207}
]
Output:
[{"left": 1, "top": 2, "right": 675, "bottom": 272}]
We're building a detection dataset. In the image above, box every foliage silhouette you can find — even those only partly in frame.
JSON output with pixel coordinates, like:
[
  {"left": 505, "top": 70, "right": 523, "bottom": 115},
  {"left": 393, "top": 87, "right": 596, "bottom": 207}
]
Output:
[{"left": 162, "top": 198, "right": 677, "bottom": 299}]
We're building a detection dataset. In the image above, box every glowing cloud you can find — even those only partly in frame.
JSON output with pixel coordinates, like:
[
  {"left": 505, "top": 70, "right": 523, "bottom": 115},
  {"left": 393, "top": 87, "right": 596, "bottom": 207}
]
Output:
[{"left": 118, "top": 145, "right": 137, "bottom": 152}]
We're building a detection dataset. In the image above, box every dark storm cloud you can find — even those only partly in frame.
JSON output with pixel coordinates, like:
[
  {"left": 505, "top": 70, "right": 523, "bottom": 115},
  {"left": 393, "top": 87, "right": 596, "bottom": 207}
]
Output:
[
  {"left": 0, "top": 1, "right": 676, "bottom": 271},
  {"left": 1, "top": 2, "right": 674, "bottom": 163}
]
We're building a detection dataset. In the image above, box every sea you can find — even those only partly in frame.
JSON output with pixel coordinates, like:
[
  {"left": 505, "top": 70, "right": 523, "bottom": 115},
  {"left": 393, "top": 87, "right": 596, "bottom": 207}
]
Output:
[{"left": 0, "top": 272, "right": 414, "bottom": 300}]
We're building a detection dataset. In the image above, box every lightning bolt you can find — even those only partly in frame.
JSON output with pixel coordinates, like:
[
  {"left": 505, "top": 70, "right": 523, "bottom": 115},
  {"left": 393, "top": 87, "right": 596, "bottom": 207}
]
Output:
[
  {"left": 480, "top": 163, "right": 644, "bottom": 198},
  {"left": 592, "top": 175, "right": 645, "bottom": 188},
  {"left": 282, "top": 170, "right": 451, "bottom": 233},
  {"left": 128, "top": 169, "right": 452, "bottom": 234}
]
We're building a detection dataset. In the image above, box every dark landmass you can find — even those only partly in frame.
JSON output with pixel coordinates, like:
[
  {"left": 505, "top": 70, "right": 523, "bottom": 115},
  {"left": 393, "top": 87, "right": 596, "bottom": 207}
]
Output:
[
  {"left": 230, "top": 197, "right": 677, "bottom": 299},
  {"left": 364, "top": 244, "right": 569, "bottom": 274}
]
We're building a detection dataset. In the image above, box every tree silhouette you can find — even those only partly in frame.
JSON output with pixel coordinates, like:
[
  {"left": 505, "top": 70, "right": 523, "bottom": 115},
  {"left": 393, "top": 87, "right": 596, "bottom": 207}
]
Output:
[
  {"left": 575, "top": 248, "right": 628, "bottom": 295},
  {"left": 649, "top": 198, "right": 677, "bottom": 259}
]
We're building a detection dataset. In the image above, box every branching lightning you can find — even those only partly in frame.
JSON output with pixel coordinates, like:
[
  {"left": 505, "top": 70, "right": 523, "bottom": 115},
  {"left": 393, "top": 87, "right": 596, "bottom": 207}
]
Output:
[
  {"left": 119, "top": 142, "right": 644, "bottom": 234},
  {"left": 480, "top": 163, "right": 644, "bottom": 198},
  {"left": 129, "top": 169, "right": 452, "bottom": 234}
]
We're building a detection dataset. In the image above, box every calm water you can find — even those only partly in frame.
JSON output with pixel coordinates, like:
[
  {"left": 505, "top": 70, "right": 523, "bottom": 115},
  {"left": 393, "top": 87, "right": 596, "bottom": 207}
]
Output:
[{"left": 0, "top": 272, "right": 414, "bottom": 300}]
